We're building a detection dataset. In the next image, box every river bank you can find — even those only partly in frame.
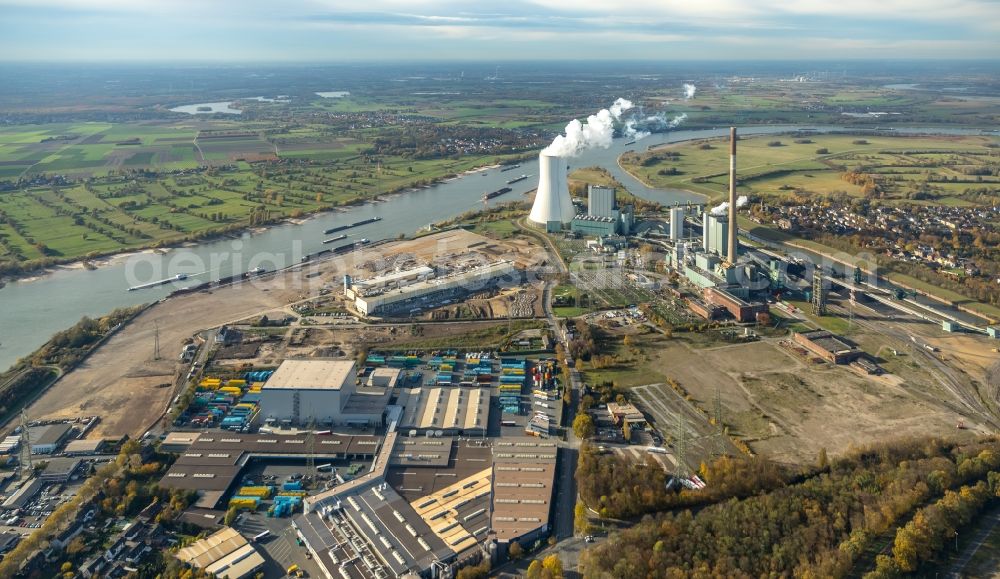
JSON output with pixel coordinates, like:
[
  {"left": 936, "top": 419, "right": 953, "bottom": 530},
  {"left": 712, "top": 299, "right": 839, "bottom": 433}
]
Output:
[
  {"left": 0, "top": 160, "right": 510, "bottom": 286},
  {"left": 615, "top": 152, "right": 710, "bottom": 204}
]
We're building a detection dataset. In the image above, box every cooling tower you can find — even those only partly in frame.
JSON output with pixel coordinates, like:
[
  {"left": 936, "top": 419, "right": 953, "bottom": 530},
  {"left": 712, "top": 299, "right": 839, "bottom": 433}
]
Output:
[{"left": 529, "top": 152, "right": 575, "bottom": 226}]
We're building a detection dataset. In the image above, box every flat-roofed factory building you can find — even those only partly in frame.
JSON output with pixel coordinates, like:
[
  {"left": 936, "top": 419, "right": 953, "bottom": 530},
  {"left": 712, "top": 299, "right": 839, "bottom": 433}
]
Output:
[
  {"left": 28, "top": 423, "right": 72, "bottom": 455},
  {"left": 794, "top": 330, "right": 864, "bottom": 364},
  {"left": 158, "top": 432, "right": 384, "bottom": 509},
  {"left": 395, "top": 386, "right": 490, "bottom": 435},
  {"left": 259, "top": 359, "right": 390, "bottom": 427},
  {"left": 490, "top": 438, "right": 558, "bottom": 549},
  {"left": 352, "top": 260, "right": 518, "bottom": 316}
]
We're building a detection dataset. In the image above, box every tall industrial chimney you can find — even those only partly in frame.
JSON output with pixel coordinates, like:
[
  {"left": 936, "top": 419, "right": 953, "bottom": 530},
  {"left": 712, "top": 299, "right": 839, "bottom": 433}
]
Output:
[
  {"left": 727, "top": 127, "right": 737, "bottom": 264},
  {"left": 529, "top": 152, "right": 575, "bottom": 227}
]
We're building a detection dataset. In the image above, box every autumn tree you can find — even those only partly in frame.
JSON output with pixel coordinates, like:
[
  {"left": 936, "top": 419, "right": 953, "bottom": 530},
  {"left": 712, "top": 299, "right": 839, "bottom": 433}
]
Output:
[
  {"left": 542, "top": 554, "right": 564, "bottom": 578},
  {"left": 508, "top": 540, "right": 523, "bottom": 559},
  {"left": 526, "top": 560, "right": 544, "bottom": 579},
  {"left": 573, "top": 413, "right": 595, "bottom": 440},
  {"left": 574, "top": 501, "right": 591, "bottom": 535}
]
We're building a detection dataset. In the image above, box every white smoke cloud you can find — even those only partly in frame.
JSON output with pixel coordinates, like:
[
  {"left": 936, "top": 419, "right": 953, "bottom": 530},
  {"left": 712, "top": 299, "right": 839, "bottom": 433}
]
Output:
[
  {"left": 709, "top": 195, "right": 748, "bottom": 216},
  {"left": 542, "top": 98, "right": 633, "bottom": 157},
  {"left": 683, "top": 83, "right": 696, "bottom": 99},
  {"left": 623, "top": 112, "right": 687, "bottom": 141}
]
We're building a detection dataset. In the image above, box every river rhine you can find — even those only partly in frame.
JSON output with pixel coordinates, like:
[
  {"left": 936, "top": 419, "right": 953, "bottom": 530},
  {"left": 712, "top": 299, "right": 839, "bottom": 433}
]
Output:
[{"left": 0, "top": 124, "right": 988, "bottom": 371}]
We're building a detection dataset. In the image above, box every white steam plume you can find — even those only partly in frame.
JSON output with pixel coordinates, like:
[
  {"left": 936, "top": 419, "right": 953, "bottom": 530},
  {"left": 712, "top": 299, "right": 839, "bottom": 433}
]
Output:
[
  {"left": 709, "top": 195, "right": 748, "bottom": 216},
  {"left": 623, "top": 112, "right": 687, "bottom": 141},
  {"left": 683, "top": 83, "right": 696, "bottom": 99},
  {"left": 542, "top": 98, "right": 633, "bottom": 157}
]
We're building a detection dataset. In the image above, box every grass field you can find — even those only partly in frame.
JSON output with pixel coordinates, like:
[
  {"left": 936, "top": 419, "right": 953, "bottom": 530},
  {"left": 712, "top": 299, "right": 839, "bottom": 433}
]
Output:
[
  {"left": 0, "top": 120, "right": 528, "bottom": 272},
  {"left": 621, "top": 133, "right": 1000, "bottom": 205}
]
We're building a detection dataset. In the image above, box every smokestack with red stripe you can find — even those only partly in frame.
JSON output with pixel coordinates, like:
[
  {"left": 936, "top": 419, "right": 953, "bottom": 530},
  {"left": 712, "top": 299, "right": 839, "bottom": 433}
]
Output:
[{"left": 727, "top": 127, "right": 737, "bottom": 264}]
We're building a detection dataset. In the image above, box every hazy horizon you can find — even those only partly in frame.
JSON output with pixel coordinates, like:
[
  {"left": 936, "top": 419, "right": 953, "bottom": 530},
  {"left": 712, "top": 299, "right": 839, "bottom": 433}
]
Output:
[{"left": 1, "top": 0, "right": 998, "bottom": 62}]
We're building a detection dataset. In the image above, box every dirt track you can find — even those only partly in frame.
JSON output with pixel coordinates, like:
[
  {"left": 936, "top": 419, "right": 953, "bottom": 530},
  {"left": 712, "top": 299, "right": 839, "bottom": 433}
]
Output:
[{"left": 25, "top": 274, "right": 300, "bottom": 438}]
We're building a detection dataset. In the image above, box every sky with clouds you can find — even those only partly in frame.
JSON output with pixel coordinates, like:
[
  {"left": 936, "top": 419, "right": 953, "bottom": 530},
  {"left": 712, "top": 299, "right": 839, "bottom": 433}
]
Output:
[{"left": 1, "top": 0, "right": 998, "bottom": 61}]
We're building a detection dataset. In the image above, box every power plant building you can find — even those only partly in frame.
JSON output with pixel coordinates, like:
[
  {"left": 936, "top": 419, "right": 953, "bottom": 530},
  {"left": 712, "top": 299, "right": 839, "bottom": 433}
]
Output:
[
  {"left": 669, "top": 207, "right": 685, "bottom": 240},
  {"left": 571, "top": 214, "right": 618, "bottom": 237},
  {"left": 259, "top": 360, "right": 390, "bottom": 427},
  {"left": 528, "top": 152, "right": 575, "bottom": 228},
  {"left": 571, "top": 184, "right": 634, "bottom": 237},
  {"left": 587, "top": 186, "right": 616, "bottom": 218},
  {"left": 703, "top": 212, "right": 729, "bottom": 257},
  {"left": 704, "top": 287, "right": 769, "bottom": 323}
]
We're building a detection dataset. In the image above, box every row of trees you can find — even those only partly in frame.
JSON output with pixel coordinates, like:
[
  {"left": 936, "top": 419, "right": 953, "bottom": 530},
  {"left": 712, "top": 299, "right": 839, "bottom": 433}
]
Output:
[{"left": 871, "top": 479, "right": 994, "bottom": 577}]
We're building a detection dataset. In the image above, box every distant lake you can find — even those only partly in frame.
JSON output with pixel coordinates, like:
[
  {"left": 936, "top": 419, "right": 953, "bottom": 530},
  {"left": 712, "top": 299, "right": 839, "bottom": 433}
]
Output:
[
  {"left": 316, "top": 91, "right": 350, "bottom": 98},
  {"left": 169, "top": 96, "right": 290, "bottom": 115},
  {"left": 169, "top": 101, "right": 242, "bottom": 115}
]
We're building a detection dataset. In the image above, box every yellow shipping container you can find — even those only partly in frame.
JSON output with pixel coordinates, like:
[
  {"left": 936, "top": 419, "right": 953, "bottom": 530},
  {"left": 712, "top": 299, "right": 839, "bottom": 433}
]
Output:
[
  {"left": 237, "top": 486, "right": 273, "bottom": 498},
  {"left": 228, "top": 498, "right": 258, "bottom": 510}
]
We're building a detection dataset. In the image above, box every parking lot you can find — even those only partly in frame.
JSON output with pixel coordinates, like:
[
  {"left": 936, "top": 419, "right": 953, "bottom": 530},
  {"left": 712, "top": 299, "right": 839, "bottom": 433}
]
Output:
[
  {"left": 0, "top": 476, "right": 91, "bottom": 534},
  {"left": 236, "top": 511, "right": 323, "bottom": 578}
]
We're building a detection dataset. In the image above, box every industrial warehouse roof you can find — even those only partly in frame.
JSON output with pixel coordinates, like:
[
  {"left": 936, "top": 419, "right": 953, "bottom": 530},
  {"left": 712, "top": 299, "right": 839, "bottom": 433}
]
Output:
[
  {"left": 263, "top": 359, "right": 356, "bottom": 391},
  {"left": 159, "top": 433, "right": 385, "bottom": 499},
  {"left": 28, "top": 423, "right": 72, "bottom": 447},
  {"left": 797, "top": 330, "right": 858, "bottom": 355},
  {"left": 162, "top": 465, "right": 243, "bottom": 492},
  {"left": 353, "top": 265, "right": 435, "bottom": 289},
  {"left": 63, "top": 439, "right": 104, "bottom": 455},
  {"left": 176, "top": 526, "right": 264, "bottom": 578},
  {"left": 389, "top": 437, "right": 454, "bottom": 467},
  {"left": 490, "top": 438, "right": 558, "bottom": 543},
  {"left": 295, "top": 480, "right": 454, "bottom": 579},
  {"left": 410, "top": 467, "right": 492, "bottom": 554},
  {"left": 161, "top": 431, "right": 202, "bottom": 452},
  {"left": 355, "top": 261, "right": 516, "bottom": 303},
  {"left": 395, "top": 386, "right": 489, "bottom": 432},
  {"left": 204, "top": 543, "right": 265, "bottom": 579},
  {"left": 386, "top": 441, "right": 494, "bottom": 503},
  {"left": 40, "top": 457, "right": 81, "bottom": 479},
  {"left": 368, "top": 367, "right": 402, "bottom": 388}
]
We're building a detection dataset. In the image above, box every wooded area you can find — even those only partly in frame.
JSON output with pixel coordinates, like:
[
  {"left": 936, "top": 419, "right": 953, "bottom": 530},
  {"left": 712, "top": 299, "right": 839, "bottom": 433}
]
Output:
[{"left": 579, "top": 437, "right": 1000, "bottom": 578}]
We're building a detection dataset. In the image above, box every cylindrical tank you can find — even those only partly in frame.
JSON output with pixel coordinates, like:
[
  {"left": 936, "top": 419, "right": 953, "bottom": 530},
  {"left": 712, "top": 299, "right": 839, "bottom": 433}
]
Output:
[{"left": 528, "top": 152, "right": 575, "bottom": 226}]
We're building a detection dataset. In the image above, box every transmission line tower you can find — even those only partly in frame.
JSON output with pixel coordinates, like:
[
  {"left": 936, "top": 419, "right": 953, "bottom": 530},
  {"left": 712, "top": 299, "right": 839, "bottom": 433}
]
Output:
[
  {"left": 19, "top": 410, "right": 33, "bottom": 481},
  {"left": 811, "top": 272, "right": 827, "bottom": 316},
  {"left": 713, "top": 385, "right": 727, "bottom": 457},
  {"left": 673, "top": 411, "right": 689, "bottom": 479},
  {"left": 153, "top": 320, "right": 161, "bottom": 361}
]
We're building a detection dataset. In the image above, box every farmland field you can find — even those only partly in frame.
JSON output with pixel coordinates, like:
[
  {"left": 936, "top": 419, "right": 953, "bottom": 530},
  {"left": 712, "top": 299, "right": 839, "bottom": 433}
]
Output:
[{"left": 621, "top": 133, "right": 1000, "bottom": 205}]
